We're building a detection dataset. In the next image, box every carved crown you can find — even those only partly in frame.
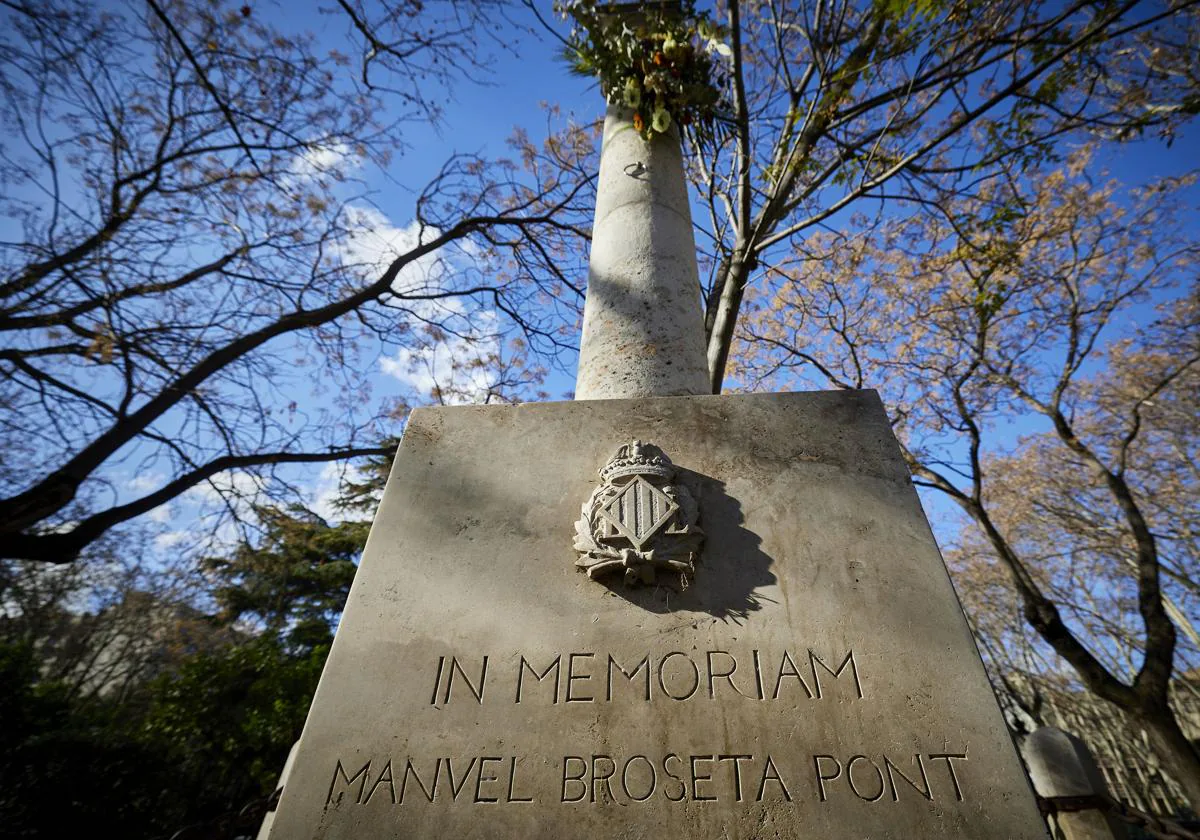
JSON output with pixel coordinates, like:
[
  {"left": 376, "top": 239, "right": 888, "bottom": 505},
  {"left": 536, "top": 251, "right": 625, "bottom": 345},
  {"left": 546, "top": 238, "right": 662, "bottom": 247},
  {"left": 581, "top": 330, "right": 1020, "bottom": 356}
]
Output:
[{"left": 599, "top": 440, "right": 675, "bottom": 482}]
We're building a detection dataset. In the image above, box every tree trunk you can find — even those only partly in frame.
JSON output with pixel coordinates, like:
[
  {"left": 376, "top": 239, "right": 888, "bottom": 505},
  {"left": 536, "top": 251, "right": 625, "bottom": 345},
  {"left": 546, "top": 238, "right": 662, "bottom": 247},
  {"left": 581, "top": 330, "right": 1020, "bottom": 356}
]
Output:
[{"left": 1138, "top": 702, "right": 1200, "bottom": 812}]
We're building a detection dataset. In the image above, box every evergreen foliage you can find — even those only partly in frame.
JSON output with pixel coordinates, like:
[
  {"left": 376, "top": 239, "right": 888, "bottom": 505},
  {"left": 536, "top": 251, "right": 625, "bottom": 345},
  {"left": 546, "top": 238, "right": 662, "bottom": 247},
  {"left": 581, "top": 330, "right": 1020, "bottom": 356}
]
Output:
[{"left": 0, "top": 452, "right": 389, "bottom": 837}]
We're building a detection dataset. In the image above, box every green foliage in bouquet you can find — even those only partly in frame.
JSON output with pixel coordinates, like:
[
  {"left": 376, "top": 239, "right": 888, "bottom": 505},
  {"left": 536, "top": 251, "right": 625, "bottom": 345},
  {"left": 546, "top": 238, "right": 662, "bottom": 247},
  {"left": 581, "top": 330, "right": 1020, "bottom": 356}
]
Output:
[{"left": 558, "top": 0, "right": 730, "bottom": 140}]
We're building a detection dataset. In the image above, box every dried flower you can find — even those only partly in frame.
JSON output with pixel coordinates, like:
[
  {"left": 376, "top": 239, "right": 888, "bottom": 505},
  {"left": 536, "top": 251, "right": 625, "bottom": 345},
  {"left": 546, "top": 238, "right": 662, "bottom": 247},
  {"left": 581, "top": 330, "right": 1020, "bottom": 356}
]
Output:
[
  {"left": 557, "top": 0, "right": 726, "bottom": 144},
  {"left": 644, "top": 71, "right": 668, "bottom": 94}
]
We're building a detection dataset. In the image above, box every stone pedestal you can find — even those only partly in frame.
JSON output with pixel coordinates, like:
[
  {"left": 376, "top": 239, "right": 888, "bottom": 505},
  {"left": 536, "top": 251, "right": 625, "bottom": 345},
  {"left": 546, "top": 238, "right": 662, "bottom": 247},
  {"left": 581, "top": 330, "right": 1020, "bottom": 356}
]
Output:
[{"left": 265, "top": 391, "right": 1048, "bottom": 838}]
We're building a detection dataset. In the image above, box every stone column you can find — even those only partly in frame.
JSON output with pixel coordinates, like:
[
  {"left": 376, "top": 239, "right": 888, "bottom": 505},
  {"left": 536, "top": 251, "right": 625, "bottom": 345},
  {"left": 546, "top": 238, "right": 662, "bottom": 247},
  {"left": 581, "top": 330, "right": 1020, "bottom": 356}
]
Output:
[
  {"left": 1023, "top": 726, "right": 1127, "bottom": 840},
  {"left": 574, "top": 104, "right": 710, "bottom": 400}
]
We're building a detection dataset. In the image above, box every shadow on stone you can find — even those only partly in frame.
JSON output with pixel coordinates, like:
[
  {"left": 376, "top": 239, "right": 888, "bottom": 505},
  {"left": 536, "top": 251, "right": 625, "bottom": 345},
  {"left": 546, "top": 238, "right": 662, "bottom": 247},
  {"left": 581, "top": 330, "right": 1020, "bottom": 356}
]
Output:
[{"left": 598, "top": 467, "right": 776, "bottom": 621}]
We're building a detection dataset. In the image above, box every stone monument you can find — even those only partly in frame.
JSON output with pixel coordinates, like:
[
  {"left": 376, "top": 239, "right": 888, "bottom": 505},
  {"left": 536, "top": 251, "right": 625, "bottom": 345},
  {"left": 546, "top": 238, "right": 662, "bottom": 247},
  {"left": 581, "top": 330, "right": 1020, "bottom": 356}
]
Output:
[
  {"left": 263, "top": 27, "right": 1049, "bottom": 840},
  {"left": 1024, "top": 727, "right": 1127, "bottom": 839}
]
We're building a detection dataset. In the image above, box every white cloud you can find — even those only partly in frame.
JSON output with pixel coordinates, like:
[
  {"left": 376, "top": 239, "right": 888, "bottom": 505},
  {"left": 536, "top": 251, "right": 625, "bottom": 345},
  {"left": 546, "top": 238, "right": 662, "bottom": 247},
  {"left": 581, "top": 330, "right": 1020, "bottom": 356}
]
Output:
[
  {"left": 290, "top": 142, "right": 354, "bottom": 179},
  {"left": 309, "top": 462, "right": 344, "bottom": 524},
  {"left": 147, "top": 503, "right": 174, "bottom": 524},
  {"left": 185, "top": 469, "right": 268, "bottom": 505},
  {"left": 380, "top": 343, "right": 451, "bottom": 400},
  {"left": 338, "top": 206, "right": 446, "bottom": 295},
  {"left": 339, "top": 204, "right": 506, "bottom": 405},
  {"left": 126, "top": 474, "right": 174, "bottom": 526},
  {"left": 154, "top": 530, "right": 189, "bottom": 551},
  {"left": 380, "top": 321, "right": 502, "bottom": 405},
  {"left": 127, "top": 472, "right": 165, "bottom": 493}
]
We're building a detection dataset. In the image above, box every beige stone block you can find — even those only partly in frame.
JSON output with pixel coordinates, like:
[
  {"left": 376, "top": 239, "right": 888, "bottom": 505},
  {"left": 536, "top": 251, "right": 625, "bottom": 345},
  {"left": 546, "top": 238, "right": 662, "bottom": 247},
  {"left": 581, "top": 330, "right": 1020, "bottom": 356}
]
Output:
[{"left": 268, "top": 391, "right": 1047, "bottom": 839}]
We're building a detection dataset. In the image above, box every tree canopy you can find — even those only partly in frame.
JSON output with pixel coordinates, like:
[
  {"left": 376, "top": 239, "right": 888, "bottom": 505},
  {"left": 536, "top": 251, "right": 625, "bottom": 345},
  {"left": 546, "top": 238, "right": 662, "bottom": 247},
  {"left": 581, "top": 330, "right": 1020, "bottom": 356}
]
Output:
[{"left": 0, "top": 0, "right": 592, "bottom": 563}]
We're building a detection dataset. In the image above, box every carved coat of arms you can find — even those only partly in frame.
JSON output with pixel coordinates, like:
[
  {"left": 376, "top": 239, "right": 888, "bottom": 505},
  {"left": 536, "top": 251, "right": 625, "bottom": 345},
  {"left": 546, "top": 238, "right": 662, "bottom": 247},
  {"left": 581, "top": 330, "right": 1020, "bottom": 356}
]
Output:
[{"left": 573, "top": 441, "right": 704, "bottom": 587}]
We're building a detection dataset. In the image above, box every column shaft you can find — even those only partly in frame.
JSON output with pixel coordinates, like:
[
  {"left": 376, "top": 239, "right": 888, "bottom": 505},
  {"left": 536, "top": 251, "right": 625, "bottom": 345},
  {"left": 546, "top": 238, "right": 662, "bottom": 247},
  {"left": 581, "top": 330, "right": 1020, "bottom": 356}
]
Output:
[{"left": 574, "top": 105, "right": 710, "bottom": 400}]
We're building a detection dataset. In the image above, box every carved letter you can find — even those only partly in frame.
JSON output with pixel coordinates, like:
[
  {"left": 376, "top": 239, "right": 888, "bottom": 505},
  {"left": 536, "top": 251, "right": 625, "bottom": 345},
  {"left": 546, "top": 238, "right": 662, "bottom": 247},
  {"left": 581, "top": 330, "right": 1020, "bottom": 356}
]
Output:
[
  {"left": 718, "top": 755, "right": 753, "bottom": 802},
  {"left": 662, "top": 754, "right": 687, "bottom": 802},
  {"left": 443, "top": 656, "right": 488, "bottom": 704},
  {"left": 756, "top": 755, "right": 791, "bottom": 801},
  {"left": 813, "top": 755, "right": 842, "bottom": 802},
  {"left": 326, "top": 759, "right": 371, "bottom": 807},
  {"left": 506, "top": 756, "right": 534, "bottom": 803},
  {"left": 772, "top": 651, "right": 814, "bottom": 700},
  {"left": 516, "top": 655, "right": 560, "bottom": 704},
  {"left": 928, "top": 753, "right": 968, "bottom": 801},
  {"left": 364, "top": 760, "right": 396, "bottom": 805},
  {"left": 475, "top": 756, "right": 504, "bottom": 803},
  {"left": 442, "top": 757, "right": 478, "bottom": 801},
  {"left": 847, "top": 755, "right": 885, "bottom": 802},
  {"left": 810, "top": 650, "right": 863, "bottom": 699},
  {"left": 690, "top": 755, "right": 716, "bottom": 801},
  {"left": 590, "top": 755, "right": 616, "bottom": 803},
  {"left": 566, "top": 653, "right": 595, "bottom": 703},
  {"left": 606, "top": 653, "right": 651, "bottom": 701},
  {"left": 884, "top": 754, "right": 932, "bottom": 801},
  {"left": 659, "top": 651, "right": 700, "bottom": 701},
  {"left": 561, "top": 757, "right": 587, "bottom": 803},
  {"left": 621, "top": 756, "right": 656, "bottom": 802},
  {"left": 430, "top": 656, "right": 445, "bottom": 705},
  {"left": 706, "top": 651, "right": 751, "bottom": 699},
  {"left": 400, "top": 759, "right": 439, "bottom": 803}
]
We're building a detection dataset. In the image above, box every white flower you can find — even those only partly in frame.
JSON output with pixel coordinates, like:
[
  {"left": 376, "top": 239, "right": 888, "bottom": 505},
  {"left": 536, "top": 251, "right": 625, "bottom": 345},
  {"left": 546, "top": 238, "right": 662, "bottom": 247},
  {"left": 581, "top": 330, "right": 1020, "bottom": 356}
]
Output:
[
  {"left": 623, "top": 76, "right": 642, "bottom": 108},
  {"left": 652, "top": 105, "right": 671, "bottom": 133},
  {"left": 706, "top": 39, "right": 733, "bottom": 59}
]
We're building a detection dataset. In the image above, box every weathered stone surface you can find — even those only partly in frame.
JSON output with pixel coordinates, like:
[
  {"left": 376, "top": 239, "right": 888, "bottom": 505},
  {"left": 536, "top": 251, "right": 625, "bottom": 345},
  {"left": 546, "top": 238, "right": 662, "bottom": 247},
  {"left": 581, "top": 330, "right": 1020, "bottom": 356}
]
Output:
[
  {"left": 267, "top": 391, "right": 1047, "bottom": 839},
  {"left": 1024, "top": 727, "right": 1109, "bottom": 799},
  {"left": 574, "top": 106, "right": 710, "bottom": 400}
]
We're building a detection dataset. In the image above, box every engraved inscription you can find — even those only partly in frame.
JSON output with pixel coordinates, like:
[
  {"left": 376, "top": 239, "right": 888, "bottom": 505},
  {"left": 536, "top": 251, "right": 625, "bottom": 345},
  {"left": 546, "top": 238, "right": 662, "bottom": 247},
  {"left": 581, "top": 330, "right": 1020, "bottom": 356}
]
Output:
[
  {"left": 327, "top": 756, "right": 536, "bottom": 807},
  {"left": 327, "top": 751, "right": 971, "bottom": 808},
  {"left": 441, "top": 648, "right": 863, "bottom": 707},
  {"left": 814, "top": 753, "right": 967, "bottom": 803},
  {"left": 430, "top": 655, "right": 489, "bottom": 705},
  {"left": 323, "top": 648, "right": 977, "bottom": 816}
]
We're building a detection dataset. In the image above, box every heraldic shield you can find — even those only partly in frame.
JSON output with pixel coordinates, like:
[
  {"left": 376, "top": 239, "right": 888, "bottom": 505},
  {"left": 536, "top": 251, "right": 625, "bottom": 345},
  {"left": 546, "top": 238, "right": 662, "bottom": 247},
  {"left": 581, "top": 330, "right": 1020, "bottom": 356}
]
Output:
[{"left": 573, "top": 441, "right": 704, "bottom": 587}]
